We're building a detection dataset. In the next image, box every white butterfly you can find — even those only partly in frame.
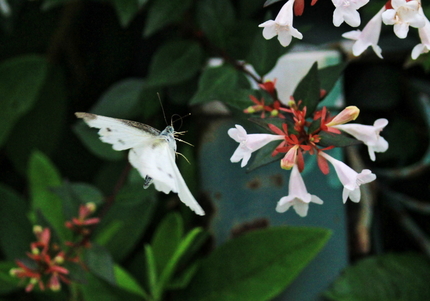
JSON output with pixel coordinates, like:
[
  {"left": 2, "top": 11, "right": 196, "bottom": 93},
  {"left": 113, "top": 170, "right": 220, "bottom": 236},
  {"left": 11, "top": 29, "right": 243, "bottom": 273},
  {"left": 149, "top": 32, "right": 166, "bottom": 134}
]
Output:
[{"left": 75, "top": 112, "right": 205, "bottom": 216}]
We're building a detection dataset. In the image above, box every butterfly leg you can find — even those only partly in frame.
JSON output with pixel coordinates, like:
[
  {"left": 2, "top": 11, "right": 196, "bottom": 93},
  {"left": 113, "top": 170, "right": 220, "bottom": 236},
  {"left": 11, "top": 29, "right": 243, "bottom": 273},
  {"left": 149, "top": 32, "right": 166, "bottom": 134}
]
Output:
[{"left": 143, "top": 175, "right": 153, "bottom": 189}]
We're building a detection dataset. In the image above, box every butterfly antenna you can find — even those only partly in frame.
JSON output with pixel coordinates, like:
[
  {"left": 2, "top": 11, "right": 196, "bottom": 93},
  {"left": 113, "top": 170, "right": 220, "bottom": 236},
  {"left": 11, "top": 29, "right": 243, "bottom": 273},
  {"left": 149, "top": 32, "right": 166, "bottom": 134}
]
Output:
[
  {"left": 172, "top": 113, "right": 192, "bottom": 129},
  {"left": 157, "top": 93, "right": 169, "bottom": 126},
  {"left": 176, "top": 151, "right": 191, "bottom": 165}
]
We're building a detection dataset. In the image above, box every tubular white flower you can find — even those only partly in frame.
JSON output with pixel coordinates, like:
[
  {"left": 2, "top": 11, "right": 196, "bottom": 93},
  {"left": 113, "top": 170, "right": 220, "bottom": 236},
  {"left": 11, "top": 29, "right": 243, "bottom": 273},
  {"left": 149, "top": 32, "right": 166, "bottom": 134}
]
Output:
[
  {"left": 342, "top": 7, "right": 385, "bottom": 58},
  {"left": 258, "top": 0, "right": 303, "bottom": 47},
  {"left": 331, "top": 118, "right": 389, "bottom": 161},
  {"left": 382, "top": 0, "right": 425, "bottom": 39},
  {"left": 412, "top": 14, "right": 430, "bottom": 59},
  {"left": 276, "top": 164, "right": 323, "bottom": 217},
  {"left": 228, "top": 124, "right": 284, "bottom": 167},
  {"left": 332, "top": 0, "right": 369, "bottom": 27},
  {"left": 320, "top": 152, "right": 376, "bottom": 203}
]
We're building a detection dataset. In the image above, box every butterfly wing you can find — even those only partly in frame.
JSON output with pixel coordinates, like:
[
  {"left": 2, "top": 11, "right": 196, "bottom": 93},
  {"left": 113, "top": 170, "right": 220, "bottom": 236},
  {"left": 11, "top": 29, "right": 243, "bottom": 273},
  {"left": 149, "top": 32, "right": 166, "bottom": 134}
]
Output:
[
  {"left": 76, "top": 112, "right": 205, "bottom": 216},
  {"left": 129, "top": 141, "right": 205, "bottom": 216},
  {"left": 75, "top": 112, "right": 160, "bottom": 150},
  {"left": 129, "top": 141, "right": 177, "bottom": 194}
]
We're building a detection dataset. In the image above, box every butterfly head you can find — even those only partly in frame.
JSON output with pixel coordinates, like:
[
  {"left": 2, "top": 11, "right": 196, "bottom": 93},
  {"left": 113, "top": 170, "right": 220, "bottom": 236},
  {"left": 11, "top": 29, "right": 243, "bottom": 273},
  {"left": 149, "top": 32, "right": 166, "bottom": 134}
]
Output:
[{"left": 160, "top": 125, "right": 177, "bottom": 151}]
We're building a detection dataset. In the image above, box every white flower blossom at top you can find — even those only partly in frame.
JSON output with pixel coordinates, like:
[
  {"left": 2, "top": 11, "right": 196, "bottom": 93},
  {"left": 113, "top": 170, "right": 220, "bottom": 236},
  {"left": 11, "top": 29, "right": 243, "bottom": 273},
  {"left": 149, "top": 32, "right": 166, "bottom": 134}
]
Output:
[
  {"left": 331, "top": 118, "right": 389, "bottom": 161},
  {"left": 342, "top": 7, "right": 385, "bottom": 58},
  {"left": 320, "top": 152, "right": 376, "bottom": 203},
  {"left": 382, "top": 0, "right": 426, "bottom": 39},
  {"left": 332, "top": 0, "right": 369, "bottom": 27},
  {"left": 276, "top": 164, "right": 323, "bottom": 217},
  {"left": 228, "top": 124, "right": 284, "bottom": 167},
  {"left": 258, "top": 0, "right": 303, "bottom": 47},
  {"left": 412, "top": 14, "right": 430, "bottom": 59}
]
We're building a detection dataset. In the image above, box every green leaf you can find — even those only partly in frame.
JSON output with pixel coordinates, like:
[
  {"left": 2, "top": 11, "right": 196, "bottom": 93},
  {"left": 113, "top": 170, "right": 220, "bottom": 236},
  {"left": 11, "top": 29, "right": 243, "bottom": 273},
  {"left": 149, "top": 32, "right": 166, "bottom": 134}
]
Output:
[
  {"left": 0, "top": 55, "right": 48, "bottom": 146},
  {"left": 84, "top": 243, "right": 116, "bottom": 285},
  {"left": 144, "top": 0, "right": 193, "bottom": 37},
  {"left": 146, "top": 40, "right": 203, "bottom": 87},
  {"left": 238, "top": 0, "right": 264, "bottom": 18},
  {"left": 0, "top": 261, "right": 21, "bottom": 294},
  {"left": 293, "top": 62, "right": 321, "bottom": 117},
  {"left": 154, "top": 227, "right": 204, "bottom": 299},
  {"left": 264, "top": 0, "right": 283, "bottom": 7},
  {"left": 144, "top": 244, "right": 158, "bottom": 296},
  {"left": 307, "top": 118, "right": 322, "bottom": 134},
  {"left": 190, "top": 65, "right": 239, "bottom": 105},
  {"left": 151, "top": 213, "right": 184, "bottom": 274},
  {"left": 324, "top": 253, "right": 430, "bottom": 301},
  {"left": 109, "top": 0, "right": 141, "bottom": 27},
  {"left": 91, "top": 78, "right": 147, "bottom": 118},
  {"left": 246, "top": 30, "right": 287, "bottom": 76},
  {"left": 177, "top": 226, "right": 331, "bottom": 301},
  {"left": 318, "top": 62, "right": 347, "bottom": 99},
  {"left": 51, "top": 181, "right": 104, "bottom": 221},
  {"left": 224, "top": 20, "right": 257, "bottom": 60},
  {"left": 114, "top": 264, "right": 150, "bottom": 298},
  {"left": 196, "top": 0, "right": 235, "bottom": 49},
  {"left": 223, "top": 89, "right": 258, "bottom": 111},
  {"left": 166, "top": 262, "right": 200, "bottom": 290},
  {"left": 73, "top": 78, "right": 148, "bottom": 161},
  {"left": 318, "top": 131, "right": 362, "bottom": 148},
  {"left": 246, "top": 140, "right": 284, "bottom": 173},
  {"left": 28, "top": 150, "right": 69, "bottom": 242},
  {"left": 93, "top": 183, "right": 156, "bottom": 261},
  {"left": 0, "top": 184, "right": 33, "bottom": 261},
  {"left": 167, "top": 78, "right": 199, "bottom": 105},
  {"left": 69, "top": 182, "right": 104, "bottom": 205},
  {"left": 95, "top": 220, "right": 123, "bottom": 247},
  {"left": 6, "top": 64, "right": 67, "bottom": 175},
  {"left": 80, "top": 272, "right": 143, "bottom": 301}
]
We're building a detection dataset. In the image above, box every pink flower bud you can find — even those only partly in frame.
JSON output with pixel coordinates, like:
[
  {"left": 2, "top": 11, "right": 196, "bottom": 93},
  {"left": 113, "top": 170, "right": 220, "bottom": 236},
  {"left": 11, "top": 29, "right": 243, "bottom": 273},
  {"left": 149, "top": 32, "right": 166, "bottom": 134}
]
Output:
[
  {"left": 325, "top": 106, "right": 360, "bottom": 127},
  {"left": 280, "top": 145, "right": 299, "bottom": 170}
]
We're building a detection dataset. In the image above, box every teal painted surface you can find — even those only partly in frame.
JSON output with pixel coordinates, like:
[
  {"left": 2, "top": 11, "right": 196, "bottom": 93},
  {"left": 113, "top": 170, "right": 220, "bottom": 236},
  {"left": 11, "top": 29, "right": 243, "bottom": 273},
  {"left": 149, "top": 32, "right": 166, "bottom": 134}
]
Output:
[{"left": 198, "top": 119, "right": 347, "bottom": 301}]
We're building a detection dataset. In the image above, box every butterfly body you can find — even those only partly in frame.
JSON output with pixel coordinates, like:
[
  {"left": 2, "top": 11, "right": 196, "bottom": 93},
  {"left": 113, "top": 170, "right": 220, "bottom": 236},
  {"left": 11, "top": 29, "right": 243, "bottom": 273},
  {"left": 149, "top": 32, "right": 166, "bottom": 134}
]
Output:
[{"left": 75, "top": 112, "right": 205, "bottom": 216}]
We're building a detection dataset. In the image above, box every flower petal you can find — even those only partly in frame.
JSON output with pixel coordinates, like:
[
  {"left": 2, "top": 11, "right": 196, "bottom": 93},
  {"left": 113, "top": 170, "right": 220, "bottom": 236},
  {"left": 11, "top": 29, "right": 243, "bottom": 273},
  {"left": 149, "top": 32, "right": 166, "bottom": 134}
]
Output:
[
  {"left": 276, "top": 196, "right": 295, "bottom": 212},
  {"left": 277, "top": 29, "right": 293, "bottom": 47},
  {"left": 293, "top": 201, "right": 310, "bottom": 217},
  {"left": 261, "top": 22, "right": 278, "bottom": 40}
]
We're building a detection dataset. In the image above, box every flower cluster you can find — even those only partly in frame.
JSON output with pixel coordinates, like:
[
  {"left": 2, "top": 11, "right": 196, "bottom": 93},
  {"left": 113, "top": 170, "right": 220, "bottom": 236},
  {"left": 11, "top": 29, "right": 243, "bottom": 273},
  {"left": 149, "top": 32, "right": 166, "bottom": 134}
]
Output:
[
  {"left": 10, "top": 203, "right": 100, "bottom": 292},
  {"left": 65, "top": 202, "right": 100, "bottom": 235},
  {"left": 10, "top": 226, "right": 70, "bottom": 292},
  {"left": 229, "top": 90, "right": 388, "bottom": 217},
  {"left": 260, "top": 0, "right": 430, "bottom": 60}
]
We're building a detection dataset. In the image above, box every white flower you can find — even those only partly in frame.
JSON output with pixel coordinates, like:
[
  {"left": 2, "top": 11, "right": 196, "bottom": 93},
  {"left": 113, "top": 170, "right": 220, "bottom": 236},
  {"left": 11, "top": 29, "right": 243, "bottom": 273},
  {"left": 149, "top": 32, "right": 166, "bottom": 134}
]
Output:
[
  {"left": 276, "top": 164, "right": 323, "bottom": 217},
  {"left": 0, "top": 0, "right": 11, "bottom": 17},
  {"left": 382, "top": 0, "right": 426, "bottom": 39},
  {"left": 332, "top": 0, "right": 369, "bottom": 27},
  {"left": 320, "top": 152, "right": 376, "bottom": 203},
  {"left": 412, "top": 14, "right": 430, "bottom": 59},
  {"left": 228, "top": 124, "right": 284, "bottom": 167},
  {"left": 342, "top": 7, "right": 385, "bottom": 58},
  {"left": 331, "top": 118, "right": 389, "bottom": 161},
  {"left": 258, "top": 0, "right": 303, "bottom": 47}
]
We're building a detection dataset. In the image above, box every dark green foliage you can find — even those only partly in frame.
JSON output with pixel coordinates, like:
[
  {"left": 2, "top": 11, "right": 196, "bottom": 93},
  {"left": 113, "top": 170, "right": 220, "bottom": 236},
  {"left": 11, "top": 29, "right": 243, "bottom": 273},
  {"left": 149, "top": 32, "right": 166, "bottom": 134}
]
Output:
[
  {"left": 177, "top": 227, "right": 331, "bottom": 301},
  {"left": 324, "top": 253, "right": 430, "bottom": 301}
]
